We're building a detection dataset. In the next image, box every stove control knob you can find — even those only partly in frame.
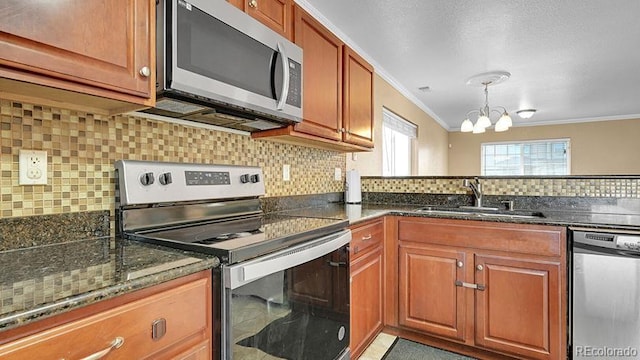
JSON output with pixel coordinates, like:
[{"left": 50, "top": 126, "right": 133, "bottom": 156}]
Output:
[
  {"left": 250, "top": 174, "right": 260, "bottom": 183},
  {"left": 240, "top": 174, "right": 250, "bottom": 183},
  {"left": 140, "top": 172, "right": 155, "bottom": 186},
  {"left": 159, "top": 172, "right": 172, "bottom": 185}
]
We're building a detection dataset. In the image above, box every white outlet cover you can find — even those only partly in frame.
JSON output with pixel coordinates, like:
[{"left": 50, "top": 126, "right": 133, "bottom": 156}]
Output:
[
  {"left": 334, "top": 167, "right": 341, "bottom": 181},
  {"left": 283, "top": 164, "right": 291, "bottom": 181},
  {"left": 19, "top": 149, "right": 48, "bottom": 185}
]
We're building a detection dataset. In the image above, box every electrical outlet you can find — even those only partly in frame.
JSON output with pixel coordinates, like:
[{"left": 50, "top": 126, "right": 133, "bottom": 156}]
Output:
[
  {"left": 19, "top": 149, "right": 48, "bottom": 185},
  {"left": 334, "top": 167, "right": 341, "bottom": 181},
  {"left": 283, "top": 164, "right": 290, "bottom": 181}
]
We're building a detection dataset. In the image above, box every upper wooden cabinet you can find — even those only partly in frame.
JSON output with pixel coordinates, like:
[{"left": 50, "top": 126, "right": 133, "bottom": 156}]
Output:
[
  {"left": 252, "top": 4, "right": 374, "bottom": 152},
  {"left": 292, "top": 5, "right": 343, "bottom": 142},
  {"left": 0, "top": 0, "right": 155, "bottom": 114},
  {"left": 343, "top": 46, "right": 374, "bottom": 148},
  {"left": 227, "top": 0, "right": 293, "bottom": 39}
]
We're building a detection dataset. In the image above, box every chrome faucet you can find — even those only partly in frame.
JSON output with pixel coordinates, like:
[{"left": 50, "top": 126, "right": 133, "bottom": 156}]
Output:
[{"left": 463, "top": 177, "right": 483, "bottom": 207}]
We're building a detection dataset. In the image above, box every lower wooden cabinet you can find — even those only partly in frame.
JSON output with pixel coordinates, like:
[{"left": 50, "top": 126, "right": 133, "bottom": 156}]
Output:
[
  {"left": 350, "top": 219, "right": 384, "bottom": 359},
  {"left": 0, "top": 271, "right": 212, "bottom": 360},
  {"left": 393, "top": 217, "right": 566, "bottom": 360},
  {"left": 474, "top": 254, "right": 562, "bottom": 359},
  {"left": 398, "top": 244, "right": 466, "bottom": 341}
]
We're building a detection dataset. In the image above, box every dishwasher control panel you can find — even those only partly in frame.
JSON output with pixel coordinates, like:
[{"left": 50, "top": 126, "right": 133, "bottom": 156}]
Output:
[{"left": 574, "top": 230, "right": 640, "bottom": 252}]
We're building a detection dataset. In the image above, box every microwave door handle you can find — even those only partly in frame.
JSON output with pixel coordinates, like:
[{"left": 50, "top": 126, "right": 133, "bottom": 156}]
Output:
[{"left": 276, "top": 42, "right": 290, "bottom": 110}]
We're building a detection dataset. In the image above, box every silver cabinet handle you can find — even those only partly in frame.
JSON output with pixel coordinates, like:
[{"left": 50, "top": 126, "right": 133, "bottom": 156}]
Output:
[
  {"left": 80, "top": 337, "right": 124, "bottom": 360},
  {"left": 361, "top": 234, "right": 372, "bottom": 241},
  {"left": 139, "top": 66, "right": 151, "bottom": 77},
  {"left": 476, "top": 264, "right": 484, "bottom": 271},
  {"left": 248, "top": 0, "right": 258, "bottom": 8},
  {"left": 276, "top": 42, "right": 290, "bottom": 110},
  {"left": 455, "top": 280, "right": 485, "bottom": 291},
  {"left": 457, "top": 261, "right": 463, "bottom": 268}
]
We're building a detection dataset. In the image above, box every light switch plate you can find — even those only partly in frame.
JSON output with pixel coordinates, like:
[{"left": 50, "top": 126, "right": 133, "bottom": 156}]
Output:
[
  {"left": 334, "top": 167, "right": 341, "bottom": 181},
  {"left": 19, "top": 149, "right": 48, "bottom": 185}
]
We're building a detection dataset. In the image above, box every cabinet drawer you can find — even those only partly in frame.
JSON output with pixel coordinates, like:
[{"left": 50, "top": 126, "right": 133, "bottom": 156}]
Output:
[
  {"left": 397, "top": 217, "right": 564, "bottom": 257},
  {"left": 350, "top": 219, "right": 384, "bottom": 258},
  {"left": 0, "top": 277, "right": 210, "bottom": 360}
]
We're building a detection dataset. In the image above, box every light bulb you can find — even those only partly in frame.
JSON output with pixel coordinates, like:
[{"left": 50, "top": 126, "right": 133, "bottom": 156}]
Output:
[
  {"left": 477, "top": 115, "right": 491, "bottom": 128},
  {"left": 460, "top": 118, "right": 474, "bottom": 132},
  {"left": 501, "top": 113, "right": 512, "bottom": 127},
  {"left": 472, "top": 121, "right": 486, "bottom": 134},
  {"left": 495, "top": 113, "right": 512, "bottom": 132},
  {"left": 495, "top": 116, "right": 510, "bottom": 132}
]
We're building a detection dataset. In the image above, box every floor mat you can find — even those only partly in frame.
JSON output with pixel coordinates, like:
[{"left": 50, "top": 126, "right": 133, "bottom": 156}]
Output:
[{"left": 382, "top": 338, "right": 476, "bottom": 360}]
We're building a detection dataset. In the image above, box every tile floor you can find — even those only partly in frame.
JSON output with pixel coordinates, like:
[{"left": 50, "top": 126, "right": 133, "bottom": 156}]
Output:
[{"left": 358, "top": 332, "right": 398, "bottom": 360}]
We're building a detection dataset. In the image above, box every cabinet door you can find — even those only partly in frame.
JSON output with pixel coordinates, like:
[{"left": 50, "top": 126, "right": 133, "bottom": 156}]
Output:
[
  {"left": 350, "top": 247, "right": 383, "bottom": 358},
  {"left": 343, "top": 46, "right": 374, "bottom": 148},
  {"left": 0, "top": 0, "right": 153, "bottom": 100},
  {"left": 292, "top": 5, "right": 343, "bottom": 141},
  {"left": 475, "top": 254, "right": 562, "bottom": 360},
  {"left": 398, "top": 243, "right": 466, "bottom": 341},
  {"left": 228, "top": 0, "right": 292, "bottom": 39}
]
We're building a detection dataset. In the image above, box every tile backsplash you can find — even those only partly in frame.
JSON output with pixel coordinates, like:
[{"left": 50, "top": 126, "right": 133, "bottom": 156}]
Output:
[
  {"left": 362, "top": 177, "right": 640, "bottom": 198},
  {"left": 0, "top": 98, "right": 346, "bottom": 219}
]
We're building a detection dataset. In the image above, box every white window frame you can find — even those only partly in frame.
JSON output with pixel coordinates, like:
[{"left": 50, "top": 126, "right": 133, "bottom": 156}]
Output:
[
  {"left": 480, "top": 138, "right": 571, "bottom": 176},
  {"left": 382, "top": 108, "right": 417, "bottom": 176}
]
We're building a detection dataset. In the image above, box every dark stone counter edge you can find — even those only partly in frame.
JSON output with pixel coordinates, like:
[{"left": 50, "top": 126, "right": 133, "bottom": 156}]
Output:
[
  {"left": 0, "top": 257, "right": 218, "bottom": 333},
  {"left": 347, "top": 207, "right": 640, "bottom": 232}
]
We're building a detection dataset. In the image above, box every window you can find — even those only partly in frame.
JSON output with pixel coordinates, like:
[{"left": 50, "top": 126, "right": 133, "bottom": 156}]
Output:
[
  {"left": 382, "top": 108, "right": 417, "bottom": 176},
  {"left": 481, "top": 139, "right": 570, "bottom": 175}
]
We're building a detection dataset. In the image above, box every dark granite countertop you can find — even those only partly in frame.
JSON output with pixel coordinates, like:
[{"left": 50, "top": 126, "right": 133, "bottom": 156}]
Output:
[
  {"left": 277, "top": 203, "right": 640, "bottom": 231},
  {"left": 0, "top": 237, "right": 219, "bottom": 332}
]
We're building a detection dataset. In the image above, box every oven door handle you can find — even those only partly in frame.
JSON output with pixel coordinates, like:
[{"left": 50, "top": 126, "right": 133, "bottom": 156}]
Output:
[{"left": 224, "top": 230, "right": 351, "bottom": 289}]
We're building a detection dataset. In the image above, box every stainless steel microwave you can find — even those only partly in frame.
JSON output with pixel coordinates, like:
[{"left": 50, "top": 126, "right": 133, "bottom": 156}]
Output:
[{"left": 146, "top": 0, "right": 303, "bottom": 132}]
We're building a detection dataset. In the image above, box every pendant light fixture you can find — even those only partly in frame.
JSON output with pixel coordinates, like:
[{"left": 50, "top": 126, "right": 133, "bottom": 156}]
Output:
[{"left": 461, "top": 71, "right": 513, "bottom": 133}]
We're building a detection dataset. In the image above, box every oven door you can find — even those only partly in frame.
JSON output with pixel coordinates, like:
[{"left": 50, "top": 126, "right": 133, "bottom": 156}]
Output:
[{"left": 222, "top": 230, "right": 351, "bottom": 360}]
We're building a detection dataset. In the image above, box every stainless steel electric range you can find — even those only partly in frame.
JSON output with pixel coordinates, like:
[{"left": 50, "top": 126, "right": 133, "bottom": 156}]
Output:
[{"left": 115, "top": 160, "right": 351, "bottom": 360}]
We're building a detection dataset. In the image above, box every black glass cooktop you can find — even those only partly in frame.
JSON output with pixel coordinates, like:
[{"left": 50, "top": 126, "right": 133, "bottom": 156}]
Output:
[{"left": 128, "top": 214, "right": 348, "bottom": 264}]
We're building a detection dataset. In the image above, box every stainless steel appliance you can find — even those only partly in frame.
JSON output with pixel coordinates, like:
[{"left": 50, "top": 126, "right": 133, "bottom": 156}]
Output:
[
  {"left": 145, "top": 0, "right": 303, "bottom": 132},
  {"left": 572, "top": 229, "right": 640, "bottom": 359},
  {"left": 115, "top": 160, "right": 351, "bottom": 360}
]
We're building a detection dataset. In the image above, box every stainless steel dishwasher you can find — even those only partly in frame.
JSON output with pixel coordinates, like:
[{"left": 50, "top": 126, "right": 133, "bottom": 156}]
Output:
[{"left": 572, "top": 230, "right": 640, "bottom": 359}]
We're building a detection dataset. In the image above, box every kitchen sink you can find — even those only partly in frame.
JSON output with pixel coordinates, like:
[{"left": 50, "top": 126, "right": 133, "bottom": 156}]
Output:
[{"left": 414, "top": 206, "right": 545, "bottom": 219}]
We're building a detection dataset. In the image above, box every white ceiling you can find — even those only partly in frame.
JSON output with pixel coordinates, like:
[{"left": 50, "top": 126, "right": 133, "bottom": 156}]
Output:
[{"left": 300, "top": 0, "right": 640, "bottom": 131}]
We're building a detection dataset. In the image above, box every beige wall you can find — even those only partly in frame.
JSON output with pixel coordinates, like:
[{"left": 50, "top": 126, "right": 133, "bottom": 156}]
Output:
[
  {"left": 448, "top": 118, "right": 640, "bottom": 175},
  {"left": 347, "top": 74, "right": 449, "bottom": 175}
]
